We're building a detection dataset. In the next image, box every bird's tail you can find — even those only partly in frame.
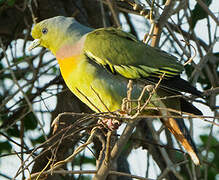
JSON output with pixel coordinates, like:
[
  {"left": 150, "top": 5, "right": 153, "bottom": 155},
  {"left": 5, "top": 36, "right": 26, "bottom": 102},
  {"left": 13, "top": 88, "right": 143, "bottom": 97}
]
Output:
[
  {"left": 161, "top": 117, "right": 200, "bottom": 165},
  {"left": 145, "top": 76, "right": 203, "bottom": 97}
]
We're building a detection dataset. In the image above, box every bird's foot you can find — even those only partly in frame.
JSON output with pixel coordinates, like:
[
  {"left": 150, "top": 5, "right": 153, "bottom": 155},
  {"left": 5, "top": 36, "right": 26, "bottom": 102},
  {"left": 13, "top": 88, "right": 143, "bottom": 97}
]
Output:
[{"left": 98, "top": 118, "right": 121, "bottom": 131}]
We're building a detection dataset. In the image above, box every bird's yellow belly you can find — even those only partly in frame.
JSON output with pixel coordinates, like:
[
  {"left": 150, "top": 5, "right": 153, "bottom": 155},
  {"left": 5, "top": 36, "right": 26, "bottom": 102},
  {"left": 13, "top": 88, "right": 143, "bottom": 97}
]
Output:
[{"left": 59, "top": 57, "right": 129, "bottom": 112}]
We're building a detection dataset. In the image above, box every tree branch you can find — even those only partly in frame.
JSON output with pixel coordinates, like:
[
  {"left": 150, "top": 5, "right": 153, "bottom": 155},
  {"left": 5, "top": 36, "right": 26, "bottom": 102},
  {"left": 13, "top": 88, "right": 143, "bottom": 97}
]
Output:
[
  {"left": 93, "top": 123, "right": 136, "bottom": 180},
  {"left": 151, "top": 0, "right": 176, "bottom": 47}
]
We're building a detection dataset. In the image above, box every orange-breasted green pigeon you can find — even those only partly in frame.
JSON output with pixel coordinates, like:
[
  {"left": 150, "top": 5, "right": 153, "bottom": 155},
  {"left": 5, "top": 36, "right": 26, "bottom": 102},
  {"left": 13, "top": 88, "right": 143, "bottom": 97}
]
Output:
[{"left": 29, "top": 16, "right": 203, "bottom": 165}]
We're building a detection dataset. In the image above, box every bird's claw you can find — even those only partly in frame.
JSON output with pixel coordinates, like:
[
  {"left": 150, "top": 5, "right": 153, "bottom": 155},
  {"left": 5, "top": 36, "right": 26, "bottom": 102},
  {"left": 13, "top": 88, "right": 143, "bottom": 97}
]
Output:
[{"left": 98, "top": 118, "right": 121, "bottom": 131}]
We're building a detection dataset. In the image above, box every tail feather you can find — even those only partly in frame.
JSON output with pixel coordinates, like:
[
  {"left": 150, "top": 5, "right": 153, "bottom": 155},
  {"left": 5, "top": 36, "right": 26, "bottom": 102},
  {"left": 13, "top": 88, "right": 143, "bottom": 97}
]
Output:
[
  {"left": 145, "top": 76, "right": 203, "bottom": 97},
  {"left": 180, "top": 98, "right": 203, "bottom": 115},
  {"left": 162, "top": 117, "right": 200, "bottom": 165}
]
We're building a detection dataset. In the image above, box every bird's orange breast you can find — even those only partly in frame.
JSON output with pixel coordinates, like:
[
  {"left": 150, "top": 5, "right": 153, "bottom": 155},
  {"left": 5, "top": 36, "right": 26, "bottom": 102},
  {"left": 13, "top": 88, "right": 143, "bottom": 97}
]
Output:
[{"left": 57, "top": 55, "right": 81, "bottom": 79}]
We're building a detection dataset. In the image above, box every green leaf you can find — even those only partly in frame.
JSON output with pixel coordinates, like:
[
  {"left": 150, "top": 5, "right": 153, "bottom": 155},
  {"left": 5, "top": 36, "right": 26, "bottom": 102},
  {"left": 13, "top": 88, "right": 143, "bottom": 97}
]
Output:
[
  {"left": 52, "top": 66, "right": 58, "bottom": 74},
  {"left": 200, "top": 134, "right": 218, "bottom": 147},
  {"left": 14, "top": 56, "right": 25, "bottom": 62},
  {"left": 23, "top": 112, "right": 38, "bottom": 130},
  {"left": 31, "top": 135, "right": 45, "bottom": 146},
  {"left": 207, "top": 168, "right": 218, "bottom": 180},
  {"left": 0, "top": 61, "right": 3, "bottom": 71},
  {"left": 6, "top": 126, "right": 20, "bottom": 137},
  {"left": 0, "top": 141, "right": 12, "bottom": 154},
  {"left": 73, "top": 155, "right": 96, "bottom": 166},
  {"left": 6, "top": 0, "right": 15, "bottom": 6},
  {"left": 0, "top": 0, "right": 6, "bottom": 5},
  {"left": 190, "top": 0, "right": 212, "bottom": 29},
  {"left": 162, "top": 0, "right": 167, "bottom": 5}
]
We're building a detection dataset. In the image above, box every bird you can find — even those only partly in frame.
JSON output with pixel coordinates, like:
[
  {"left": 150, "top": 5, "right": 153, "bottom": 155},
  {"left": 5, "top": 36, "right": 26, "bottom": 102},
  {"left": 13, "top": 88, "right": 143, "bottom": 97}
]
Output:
[{"left": 29, "top": 16, "right": 203, "bottom": 165}]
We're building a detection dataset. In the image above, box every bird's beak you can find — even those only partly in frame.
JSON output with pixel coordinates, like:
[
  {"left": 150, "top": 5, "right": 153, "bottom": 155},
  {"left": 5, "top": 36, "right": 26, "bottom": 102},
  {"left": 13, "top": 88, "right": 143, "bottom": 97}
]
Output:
[{"left": 28, "top": 39, "right": 41, "bottom": 51}]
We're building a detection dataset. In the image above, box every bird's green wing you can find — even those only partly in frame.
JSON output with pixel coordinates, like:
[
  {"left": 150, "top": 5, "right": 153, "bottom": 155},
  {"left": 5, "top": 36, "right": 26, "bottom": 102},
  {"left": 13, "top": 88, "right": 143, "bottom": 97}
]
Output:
[{"left": 83, "top": 27, "right": 184, "bottom": 79}]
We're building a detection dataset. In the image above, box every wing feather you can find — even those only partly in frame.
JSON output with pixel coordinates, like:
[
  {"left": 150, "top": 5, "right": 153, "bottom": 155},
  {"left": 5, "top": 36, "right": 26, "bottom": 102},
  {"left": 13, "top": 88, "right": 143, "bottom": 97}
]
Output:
[{"left": 83, "top": 27, "right": 184, "bottom": 79}]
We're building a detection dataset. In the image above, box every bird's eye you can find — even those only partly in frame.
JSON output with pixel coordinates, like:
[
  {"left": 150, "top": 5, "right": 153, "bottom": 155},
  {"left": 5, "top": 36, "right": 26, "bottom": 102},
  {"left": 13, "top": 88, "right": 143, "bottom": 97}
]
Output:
[{"left": 42, "top": 28, "right": 48, "bottom": 34}]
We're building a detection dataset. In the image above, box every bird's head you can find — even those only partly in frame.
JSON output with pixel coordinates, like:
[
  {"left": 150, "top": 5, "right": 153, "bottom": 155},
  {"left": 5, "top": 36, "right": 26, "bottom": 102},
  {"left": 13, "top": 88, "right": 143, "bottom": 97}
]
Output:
[{"left": 29, "top": 16, "right": 92, "bottom": 54}]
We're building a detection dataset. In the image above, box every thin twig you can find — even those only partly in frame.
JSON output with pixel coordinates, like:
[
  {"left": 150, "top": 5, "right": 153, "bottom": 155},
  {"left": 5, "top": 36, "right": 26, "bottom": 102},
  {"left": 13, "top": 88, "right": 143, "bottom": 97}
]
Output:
[
  {"left": 131, "top": 73, "right": 165, "bottom": 119},
  {"left": 28, "top": 169, "right": 156, "bottom": 180},
  {"left": 0, "top": 38, "right": 47, "bottom": 139},
  {"left": 106, "top": 0, "right": 121, "bottom": 27},
  {"left": 182, "top": 40, "right": 197, "bottom": 66},
  {"left": 26, "top": 127, "right": 99, "bottom": 180},
  {"left": 100, "top": 0, "right": 107, "bottom": 27}
]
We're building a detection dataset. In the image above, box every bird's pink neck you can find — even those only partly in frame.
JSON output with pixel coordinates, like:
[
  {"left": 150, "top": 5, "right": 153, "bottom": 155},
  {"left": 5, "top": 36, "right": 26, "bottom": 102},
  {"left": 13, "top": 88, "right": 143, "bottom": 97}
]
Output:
[{"left": 55, "top": 35, "right": 87, "bottom": 60}]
